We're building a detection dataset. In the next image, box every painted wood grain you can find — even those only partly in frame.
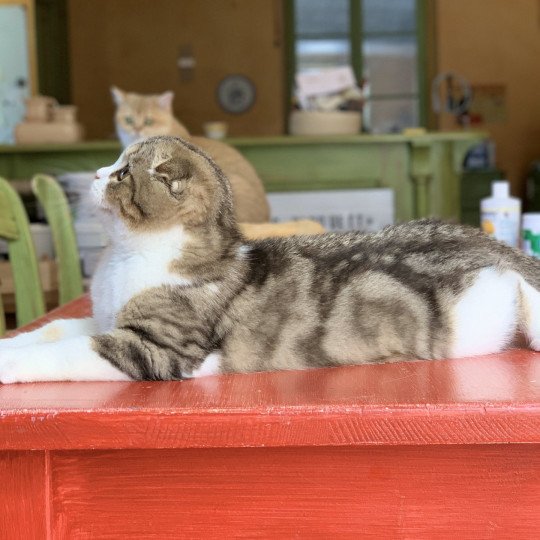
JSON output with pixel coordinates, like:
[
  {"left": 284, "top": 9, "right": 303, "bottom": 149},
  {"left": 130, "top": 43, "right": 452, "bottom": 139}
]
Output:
[
  {"left": 0, "top": 406, "right": 539, "bottom": 451},
  {"left": 50, "top": 445, "right": 540, "bottom": 539},
  {"left": 0, "top": 451, "right": 48, "bottom": 540}
]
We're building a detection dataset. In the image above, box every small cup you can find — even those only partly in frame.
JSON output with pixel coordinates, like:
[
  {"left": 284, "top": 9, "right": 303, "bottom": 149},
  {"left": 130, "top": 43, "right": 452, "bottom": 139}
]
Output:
[
  {"left": 203, "top": 121, "right": 228, "bottom": 140},
  {"left": 25, "top": 96, "right": 57, "bottom": 122}
]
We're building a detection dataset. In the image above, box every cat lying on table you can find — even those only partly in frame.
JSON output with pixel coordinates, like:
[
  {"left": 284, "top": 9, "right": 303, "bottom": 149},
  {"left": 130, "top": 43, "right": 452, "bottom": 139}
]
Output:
[{"left": 0, "top": 135, "right": 539, "bottom": 383}]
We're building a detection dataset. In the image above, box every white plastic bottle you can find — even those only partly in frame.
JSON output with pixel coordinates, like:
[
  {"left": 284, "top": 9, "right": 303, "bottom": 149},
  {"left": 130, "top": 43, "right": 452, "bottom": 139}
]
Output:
[{"left": 480, "top": 180, "right": 521, "bottom": 248}]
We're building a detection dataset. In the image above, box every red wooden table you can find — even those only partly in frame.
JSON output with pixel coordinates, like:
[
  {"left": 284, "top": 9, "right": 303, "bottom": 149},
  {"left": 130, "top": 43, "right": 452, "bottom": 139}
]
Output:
[{"left": 1, "top": 296, "right": 539, "bottom": 539}]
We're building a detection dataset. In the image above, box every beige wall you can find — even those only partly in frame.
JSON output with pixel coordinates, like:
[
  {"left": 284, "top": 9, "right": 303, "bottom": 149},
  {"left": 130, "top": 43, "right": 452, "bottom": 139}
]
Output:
[
  {"left": 68, "top": 0, "right": 285, "bottom": 139},
  {"left": 435, "top": 0, "right": 540, "bottom": 194}
]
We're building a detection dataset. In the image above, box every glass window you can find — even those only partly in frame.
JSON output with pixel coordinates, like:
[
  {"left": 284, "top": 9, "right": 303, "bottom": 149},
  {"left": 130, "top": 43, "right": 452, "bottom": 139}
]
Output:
[
  {"left": 366, "top": 98, "right": 418, "bottom": 133},
  {"left": 291, "top": 0, "right": 423, "bottom": 133},
  {"left": 362, "top": 0, "right": 416, "bottom": 34},
  {"left": 362, "top": 35, "right": 418, "bottom": 96},
  {"left": 296, "top": 39, "right": 351, "bottom": 72},
  {"left": 295, "top": 0, "right": 349, "bottom": 36}
]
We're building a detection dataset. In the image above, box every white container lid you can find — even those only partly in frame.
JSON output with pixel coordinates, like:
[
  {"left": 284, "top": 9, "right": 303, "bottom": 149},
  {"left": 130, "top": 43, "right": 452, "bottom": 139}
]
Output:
[
  {"left": 522, "top": 213, "right": 540, "bottom": 228},
  {"left": 492, "top": 181, "right": 510, "bottom": 198}
]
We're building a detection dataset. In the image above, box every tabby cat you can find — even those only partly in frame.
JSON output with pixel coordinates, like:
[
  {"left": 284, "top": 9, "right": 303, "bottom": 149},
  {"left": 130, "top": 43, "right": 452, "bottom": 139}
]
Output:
[
  {"left": 111, "top": 86, "right": 269, "bottom": 223},
  {"left": 0, "top": 135, "right": 539, "bottom": 383}
]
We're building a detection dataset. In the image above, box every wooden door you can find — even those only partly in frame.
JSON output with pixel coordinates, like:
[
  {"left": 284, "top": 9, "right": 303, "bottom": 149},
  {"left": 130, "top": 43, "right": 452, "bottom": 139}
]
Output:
[{"left": 68, "top": 0, "right": 285, "bottom": 139}]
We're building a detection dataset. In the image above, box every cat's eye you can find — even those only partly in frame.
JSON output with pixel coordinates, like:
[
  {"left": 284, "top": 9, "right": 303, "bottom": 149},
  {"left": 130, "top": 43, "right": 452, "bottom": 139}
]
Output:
[
  {"left": 124, "top": 116, "right": 134, "bottom": 125},
  {"left": 144, "top": 118, "right": 154, "bottom": 126},
  {"left": 117, "top": 166, "right": 130, "bottom": 181}
]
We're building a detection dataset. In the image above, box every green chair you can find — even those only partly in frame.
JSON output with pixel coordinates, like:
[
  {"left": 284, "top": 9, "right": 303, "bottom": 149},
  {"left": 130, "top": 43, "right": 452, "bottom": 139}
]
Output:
[
  {"left": 31, "top": 174, "right": 84, "bottom": 306},
  {"left": 0, "top": 177, "right": 46, "bottom": 335}
]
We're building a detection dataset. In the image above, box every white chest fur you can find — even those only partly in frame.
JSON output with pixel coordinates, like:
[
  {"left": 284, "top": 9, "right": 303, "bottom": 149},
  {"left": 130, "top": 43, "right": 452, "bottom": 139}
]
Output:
[{"left": 91, "top": 223, "right": 191, "bottom": 332}]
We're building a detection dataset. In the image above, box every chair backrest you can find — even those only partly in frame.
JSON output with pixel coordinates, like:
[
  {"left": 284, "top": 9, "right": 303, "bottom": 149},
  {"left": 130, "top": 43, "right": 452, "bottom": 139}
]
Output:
[
  {"left": 32, "top": 174, "right": 84, "bottom": 305},
  {"left": 0, "top": 177, "right": 46, "bottom": 335}
]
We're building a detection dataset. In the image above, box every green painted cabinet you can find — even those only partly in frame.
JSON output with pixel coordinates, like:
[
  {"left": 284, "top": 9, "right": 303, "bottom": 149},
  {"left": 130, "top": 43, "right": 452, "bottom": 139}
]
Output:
[
  {"left": 0, "top": 132, "right": 485, "bottom": 222},
  {"left": 525, "top": 162, "right": 540, "bottom": 212},
  {"left": 460, "top": 169, "right": 503, "bottom": 227}
]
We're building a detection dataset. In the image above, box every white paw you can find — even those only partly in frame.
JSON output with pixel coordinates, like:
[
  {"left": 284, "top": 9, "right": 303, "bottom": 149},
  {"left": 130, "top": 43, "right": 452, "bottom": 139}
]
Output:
[
  {"left": 530, "top": 339, "right": 540, "bottom": 352},
  {"left": 0, "top": 333, "right": 37, "bottom": 350},
  {"left": 0, "top": 348, "right": 26, "bottom": 384},
  {"left": 0, "top": 337, "right": 18, "bottom": 350}
]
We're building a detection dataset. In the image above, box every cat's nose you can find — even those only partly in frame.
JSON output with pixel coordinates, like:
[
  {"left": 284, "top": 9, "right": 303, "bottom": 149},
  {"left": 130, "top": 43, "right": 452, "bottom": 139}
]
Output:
[{"left": 95, "top": 166, "right": 110, "bottom": 180}]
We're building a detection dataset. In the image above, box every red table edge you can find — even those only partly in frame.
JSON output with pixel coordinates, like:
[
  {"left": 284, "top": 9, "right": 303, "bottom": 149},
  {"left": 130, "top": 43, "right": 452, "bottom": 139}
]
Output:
[{"left": 0, "top": 405, "right": 538, "bottom": 450}]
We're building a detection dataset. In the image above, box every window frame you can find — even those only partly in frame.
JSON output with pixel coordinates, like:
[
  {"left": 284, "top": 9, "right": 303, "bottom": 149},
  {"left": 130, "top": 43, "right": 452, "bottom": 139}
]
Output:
[{"left": 285, "top": 0, "right": 430, "bottom": 131}]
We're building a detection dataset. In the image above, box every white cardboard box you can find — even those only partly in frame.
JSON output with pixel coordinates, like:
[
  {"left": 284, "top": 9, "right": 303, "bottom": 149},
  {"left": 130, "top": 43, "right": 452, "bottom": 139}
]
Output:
[{"left": 267, "top": 189, "right": 394, "bottom": 233}]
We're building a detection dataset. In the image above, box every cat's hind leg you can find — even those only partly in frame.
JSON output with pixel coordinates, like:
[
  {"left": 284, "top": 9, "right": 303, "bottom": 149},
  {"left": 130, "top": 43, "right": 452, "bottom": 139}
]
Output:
[
  {"left": 0, "top": 318, "right": 98, "bottom": 350},
  {"left": 449, "top": 268, "right": 520, "bottom": 358},
  {"left": 518, "top": 277, "right": 540, "bottom": 351}
]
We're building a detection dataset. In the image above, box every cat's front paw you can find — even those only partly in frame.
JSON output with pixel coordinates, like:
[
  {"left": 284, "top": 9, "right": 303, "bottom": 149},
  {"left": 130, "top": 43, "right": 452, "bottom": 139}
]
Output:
[{"left": 0, "top": 348, "right": 30, "bottom": 384}]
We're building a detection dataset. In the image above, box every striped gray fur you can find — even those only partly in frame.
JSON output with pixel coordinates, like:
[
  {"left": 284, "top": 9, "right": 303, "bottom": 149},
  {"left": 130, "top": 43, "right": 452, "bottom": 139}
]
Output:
[{"left": 91, "top": 136, "right": 540, "bottom": 379}]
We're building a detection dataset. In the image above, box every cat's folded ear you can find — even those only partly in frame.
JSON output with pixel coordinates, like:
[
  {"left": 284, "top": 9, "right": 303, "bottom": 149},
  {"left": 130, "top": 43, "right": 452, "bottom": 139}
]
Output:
[
  {"left": 111, "top": 86, "right": 126, "bottom": 106},
  {"left": 157, "top": 91, "right": 175, "bottom": 111}
]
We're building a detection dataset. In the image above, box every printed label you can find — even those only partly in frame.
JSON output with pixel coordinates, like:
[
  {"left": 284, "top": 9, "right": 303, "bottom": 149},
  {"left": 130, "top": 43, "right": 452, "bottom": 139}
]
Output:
[
  {"left": 522, "top": 228, "right": 540, "bottom": 258},
  {"left": 481, "top": 211, "right": 520, "bottom": 247}
]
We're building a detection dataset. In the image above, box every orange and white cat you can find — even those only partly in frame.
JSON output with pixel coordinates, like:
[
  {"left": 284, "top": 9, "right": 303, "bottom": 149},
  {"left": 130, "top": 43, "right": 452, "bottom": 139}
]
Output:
[{"left": 111, "top": 86, "right": 269, "bottom": 223}]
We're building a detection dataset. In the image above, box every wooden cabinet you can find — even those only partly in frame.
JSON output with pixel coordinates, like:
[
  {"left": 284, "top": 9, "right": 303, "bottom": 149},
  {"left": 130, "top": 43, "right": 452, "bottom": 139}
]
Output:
[{"left": 67, "top": 0, "right": 286, "bottom": 139}]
